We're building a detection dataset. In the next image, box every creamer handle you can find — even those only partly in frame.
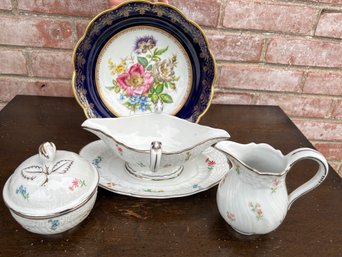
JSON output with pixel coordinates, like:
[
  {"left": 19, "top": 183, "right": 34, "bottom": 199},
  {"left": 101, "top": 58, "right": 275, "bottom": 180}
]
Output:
[{"left": 286, "top": 148, "right": 329, "bottom": 209}]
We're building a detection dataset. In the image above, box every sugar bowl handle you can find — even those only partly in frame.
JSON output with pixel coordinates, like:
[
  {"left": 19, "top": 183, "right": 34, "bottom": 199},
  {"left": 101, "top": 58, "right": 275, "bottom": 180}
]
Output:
[
  {"left": 38, "top": 142, "right": 56, "bottom": 168},
  {"left": 150, "top": 141, "right": 162, "bottom": 172},
  {"left": 286, "top": 148, "right": 329, "bottom": 209}
]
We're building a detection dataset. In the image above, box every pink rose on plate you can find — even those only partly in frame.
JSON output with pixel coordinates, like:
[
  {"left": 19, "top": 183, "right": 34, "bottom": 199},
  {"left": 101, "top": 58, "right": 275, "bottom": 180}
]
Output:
[{"left": 116, "top": 63, "right": 154, "bottom": 96}]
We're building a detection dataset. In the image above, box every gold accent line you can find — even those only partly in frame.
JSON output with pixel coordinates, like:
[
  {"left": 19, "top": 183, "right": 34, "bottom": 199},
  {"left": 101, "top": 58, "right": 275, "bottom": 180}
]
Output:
[
  {"left": 125, "top": 163, "right": 184, "bottom": 181},
  {"left": 214, "top": 147, "right": 287, "bottom": 177},
  {"left": 7, "top": 187, "right": 98, "bottom": 220},
  {"left": 71, "top": 0, "right": 216, "bottom": 123},
  {"left": 83, "top": 125, "right": 229, "bottom": 155},
  {"left": 215, "top": 147, "right": 329, "bottom": 177},
  {"left": 71, "top": 72, "right": 90, "bottom": 119}
]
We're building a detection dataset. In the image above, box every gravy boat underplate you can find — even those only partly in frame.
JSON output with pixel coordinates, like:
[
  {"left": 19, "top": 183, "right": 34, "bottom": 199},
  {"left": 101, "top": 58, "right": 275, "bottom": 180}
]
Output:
[{"left": 82, "top": 113, "right": 230, "bottom": 180}]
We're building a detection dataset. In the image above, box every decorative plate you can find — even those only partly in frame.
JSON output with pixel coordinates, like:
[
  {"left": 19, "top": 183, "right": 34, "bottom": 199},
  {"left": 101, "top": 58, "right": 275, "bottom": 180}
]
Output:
[
  {"left": 72, "top": 1, "right": 216, "bottom": 123},
  {"left": 79, "top": 140, "right": 229, "bottom": 199}
]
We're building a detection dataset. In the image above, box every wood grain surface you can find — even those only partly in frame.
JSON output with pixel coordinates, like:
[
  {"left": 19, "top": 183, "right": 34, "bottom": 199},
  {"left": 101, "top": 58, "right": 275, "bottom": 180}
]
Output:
[{"left": 0, "top": 96, "right": 341, "bottom": 257}]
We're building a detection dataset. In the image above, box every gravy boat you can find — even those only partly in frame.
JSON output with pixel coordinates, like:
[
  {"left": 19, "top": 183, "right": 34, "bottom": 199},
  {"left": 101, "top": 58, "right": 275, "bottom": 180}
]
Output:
[{"left": 82, "top": 113, "right": 230, "bottom": 180}]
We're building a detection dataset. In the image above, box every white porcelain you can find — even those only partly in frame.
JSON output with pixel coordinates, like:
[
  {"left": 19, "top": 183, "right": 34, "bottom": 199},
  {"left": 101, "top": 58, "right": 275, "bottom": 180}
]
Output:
[
  {"left": 82, "top": 113, "right": 230, "bottom": 180},
  {"left": 2, "top": 142, "right": 99, "bottom": 235},
  {"left": 79, "top": 140, "right": 229, "bottom": 199},
  {"left": 215, "top": 141, "right": 329, "bottom": 235},
  {"left": 95, "top": 26, "right": 192, "bottom": 117}
]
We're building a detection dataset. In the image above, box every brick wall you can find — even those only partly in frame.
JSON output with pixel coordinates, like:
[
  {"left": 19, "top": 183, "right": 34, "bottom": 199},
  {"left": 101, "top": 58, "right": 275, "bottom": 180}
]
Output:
[{"left": 0, "top": 0, "right": 341, "bottom": 176}]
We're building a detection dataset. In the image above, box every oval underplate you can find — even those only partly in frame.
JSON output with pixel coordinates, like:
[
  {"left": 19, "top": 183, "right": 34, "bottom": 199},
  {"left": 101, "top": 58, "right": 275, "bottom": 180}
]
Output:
[
  {"left": 79, "top": 140, "right": 229, "bottom": 199},
  {"left": 72, "top": 0, "right": 216, "bottom": 123}
]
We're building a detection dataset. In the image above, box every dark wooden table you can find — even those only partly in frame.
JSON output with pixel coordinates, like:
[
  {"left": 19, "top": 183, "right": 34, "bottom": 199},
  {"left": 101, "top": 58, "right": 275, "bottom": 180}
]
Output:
[{"left": 0, "top": 95, "right": 341, "bottom": 257}]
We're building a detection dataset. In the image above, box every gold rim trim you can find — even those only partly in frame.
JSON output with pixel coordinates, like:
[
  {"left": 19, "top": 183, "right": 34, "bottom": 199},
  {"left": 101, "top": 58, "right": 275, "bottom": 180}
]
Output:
[{"left": 71, "top": 0, "right": 216, "bottom": 123}]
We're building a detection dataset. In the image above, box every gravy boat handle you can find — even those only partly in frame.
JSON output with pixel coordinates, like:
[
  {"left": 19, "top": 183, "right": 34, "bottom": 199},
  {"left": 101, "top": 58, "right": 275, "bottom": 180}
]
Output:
[
  {"left": 286, "top": 148, "right": 329, "bottom": 209},
  {"left": 150, "top": 141, "right": 162, "bottom": 172}
]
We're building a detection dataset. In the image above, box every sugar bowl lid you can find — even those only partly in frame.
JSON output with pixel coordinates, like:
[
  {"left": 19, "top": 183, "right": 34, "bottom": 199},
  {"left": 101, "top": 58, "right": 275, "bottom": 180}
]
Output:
[{"left": 3, "top": 142, "right": 99, "bottom": 218}]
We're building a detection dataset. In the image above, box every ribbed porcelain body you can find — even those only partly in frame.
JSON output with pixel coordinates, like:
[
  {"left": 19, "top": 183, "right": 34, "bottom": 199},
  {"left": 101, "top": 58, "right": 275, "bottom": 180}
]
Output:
[
  {"left": 10, "top": 190, "right": 97, "bottom": 234},
  {"left": 217, "top": 159, "right": 288, "bottom": 235},
  {"left": 215, "top": 141, "right": 329, "bottom": 235}
]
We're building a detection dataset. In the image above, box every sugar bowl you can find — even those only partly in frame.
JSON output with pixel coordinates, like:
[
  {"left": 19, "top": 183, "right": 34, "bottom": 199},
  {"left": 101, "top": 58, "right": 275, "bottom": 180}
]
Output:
[{"left": 2, "top": 142, "right": 99, "bottom": 234}]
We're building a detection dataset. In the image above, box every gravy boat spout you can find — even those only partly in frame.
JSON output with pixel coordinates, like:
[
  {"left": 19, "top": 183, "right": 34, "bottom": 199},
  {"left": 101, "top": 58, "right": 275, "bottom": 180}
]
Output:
[{"left": 82, "top": 113, "right": 230, "bottom": 180}]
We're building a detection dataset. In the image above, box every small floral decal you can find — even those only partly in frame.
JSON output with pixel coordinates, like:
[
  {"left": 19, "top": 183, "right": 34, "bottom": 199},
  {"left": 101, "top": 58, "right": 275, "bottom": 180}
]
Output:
[
  {"left": 92, "top": 156, "right": 103, "bottom": 169},
  {"left": 106, "top": 182, "right": 116, "bottom": 188},
  {"left": 192, "top": 184, "right": 202, "bottom": 190},
  {"left": 271, "top": 178, "right": 281, "bottom": 193},
  {"left": 185, "top": 152, "right": 191, "bottom": 161},
  {"left": 249, "top": 202, "right": 263, "bottom": 221},
  {"left": 235, "top": 163, "right": 241, "bottom": 175},
  {"left": 232, "top": 162, "right": 241, "bottom": 175},
  {"left": 116, "top": 144, "right": 123, "bottom": 156},
  {"left": 48, "top": 219, "right": 59, "bottom": 231},
  {"left": 227, "top": 212, "right": 236, "bottom": 222},
  {"left": 16, "top": 185, "right": 29, "bottom": 200},
  {"left": 205, "top": 158, "right": 216, "bottom": 171},
  {"left": 143, "top": 188, "right": 165, "bottom": 193},
  {"left": 69, "top": 178, "right": 86, "bottom": 191},
  {"left": 107, "top": 35, "right": 179, "bottom": 113}
]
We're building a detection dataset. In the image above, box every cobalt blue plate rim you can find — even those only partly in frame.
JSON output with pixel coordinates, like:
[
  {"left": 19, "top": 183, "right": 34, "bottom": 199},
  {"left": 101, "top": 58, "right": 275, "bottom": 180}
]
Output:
[{"left": 72, "top": 1, "right": 216, "bottom": 123}]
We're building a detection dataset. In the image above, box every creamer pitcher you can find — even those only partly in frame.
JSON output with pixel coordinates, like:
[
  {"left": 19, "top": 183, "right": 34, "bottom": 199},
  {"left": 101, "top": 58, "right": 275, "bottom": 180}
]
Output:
[{"left": 215, "top": 141, "right": 329, "bottom": 235}]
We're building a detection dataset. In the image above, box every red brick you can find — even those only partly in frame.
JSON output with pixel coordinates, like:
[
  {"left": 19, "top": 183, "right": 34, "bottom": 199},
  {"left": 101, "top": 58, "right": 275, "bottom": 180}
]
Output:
[
  {"left": 255, "top": 94, "right": 333, "bottom": 118},
  {"left": 108, "top": 0, "right": 123, "bottom": 7},
  {"left": 0, "top": 16, "right": 73, "bottom": 49},
  {"left": 169, "top": 0, "right": 220, "bottom": 27},
  {"left": 332, "top": 99, "right": 342, "bottom": 119},
  {"left": 0, "top": 49, "right": 28, "bottom": 75},
  {"left": 0, "top": 0, "right": 12, "bottom": 10},
  {"left": 206, "top": 31, "right": 263, "bottom": 62},
  {"left": 76, "top": 20, "right": 91, "bottom": 39},
  {"left": 311, "top": 0, "right": 342, "bottom": 4},
  {"left": 0, "top": 77, "right": 73, "bottom": 102},
  {"left": 212, "top": 90, "right": 254, "bottom": 105},
  {"left": 266, "top": 38, "right": 342, "bottom": 68},
  {"left": 17, "top": 0, "right": 108, "bottom": 17},
  {"left": 31, "top": 50, "right": 73, "bottom": 79},
  {"left": 316, "top": 12, "right": 342, "bottom": 39},
  {"left": 223, "top": 1, "right": 317, "bottom": 34},
  {"left": 292, "top": 118, "right": 342, "bottom": 141},
  {"left": 219, "top": 64, "right": 303, "bottom": 92},
  {"left": 314, "top": 142, "right": 342, "bottom": 160},
  {"left": 303, "top": 71, "right": 342, "bottom": 96}
]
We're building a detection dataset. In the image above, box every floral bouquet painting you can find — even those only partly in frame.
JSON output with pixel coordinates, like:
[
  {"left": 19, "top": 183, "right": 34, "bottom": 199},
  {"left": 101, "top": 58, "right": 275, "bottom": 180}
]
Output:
[{"left": 106, "top": 35, "right": 180, "bottom": 113}]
